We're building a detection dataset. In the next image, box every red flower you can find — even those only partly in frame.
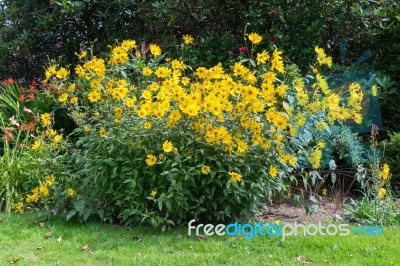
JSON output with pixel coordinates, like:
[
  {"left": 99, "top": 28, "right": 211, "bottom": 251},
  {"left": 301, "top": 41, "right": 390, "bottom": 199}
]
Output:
[
  {"left": 28, "top": 93, "right": 35, "bottom": 100},
  {"left": 28, "top": 121, "right": 35, "bottom": 131},
  {"left": 20, "top": 124, "right": 29, "bottom": 131},
  {"left": 19, "top": 94, "right": 25, "bottom": 102},
  {"left": 371, "top": 124, "right": 379, "bottom": 136},
  {"left": 239, "top": 47, "right": 248, "bottom": 53},
  {"left": 41, "top": 81, "right": 54, "bottom": 91},
  {"left": 271, "top": 36, "right": 279, "bottom": 43},
  {"left": 3, "top": 128, "right": 13, "bottom": 142},
  {"left": 29, "top": 85, "right": 37, "bottom": 93},
  {"left": 1, "top": 78, "right": 17, "bottom": 85}
]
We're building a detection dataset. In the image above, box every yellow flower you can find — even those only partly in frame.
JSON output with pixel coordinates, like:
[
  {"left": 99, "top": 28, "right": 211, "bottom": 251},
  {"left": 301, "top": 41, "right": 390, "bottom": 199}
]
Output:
[
  {"left": 151, "top": 190, "right": 157, "bottom": 197},
  {"left": 379, "top": 163, "right": 390, "bottom": 181},
  {"left": 143, "top": 67, "right": 153, "bottom": 76},
  {"left": 99, "top": 128, "right": 107, "bottom": 137},
  {"left": 371, "top": 85, "right": 378, "bottom": 96},
  {"left": 315, "top": 46, "right": 332, "bottom": 68},
  {"left": 25, "top": 191, "right": 39, "bottom": 203},
  {"left": 40, "top": 113, "right": 52, "bottom": 127},
  {"left": 143, "top": 122, "right": 152, "bottom": 130},
  {"left": 121, "top": 39, "right": 137, "bottom": 50},
  {"left": 150, "top": 44, "right": 162, "bottom": 56},
  {"left": 162, "top": 140, "right": 174, "bottom": 153},
  {"left": 146, "top": 154, "right": 157, "bottom": 166},
  {"left": 13, "top": 202, "right": 24, "bottom": 213},
  {"left": 183, "top": 34, "right": 194, "bottom": 45},
  {"left": 317, "top": 140, "right": 325, "bottom": 149},
  {"left": 114, "top": 107, "right": 123, "bottom": 119},
  {"left": 309, "top": 148, "right": 322, "bottom": 169},
  {"left": 45, "top": 175, "right": 56, "bottom": 186},
  {"left": 322, "top": 188, "right": 328, "bottom": 196},
  {"left": 75, "top": 65, "right": 85, "bottom": 77},
  {"left": 45, "top": 65, "right": 57, "bottom": 80},
  {"left": 228, "top": 171, "right": 243, "bottom": 183},
  {"left": 88, "top": 91, "right": 101, "bottom": 103},
  {"left": 53, "top": 134, "right": 63, "bottom": 144},
  {"left": 69, "top": 96, "right": 78, "bottom": 104},
  {"left": 316, "top": 121, "right": 327, "bottom": 131},
  {"left": 237, "top": 140, "right": 248, "bottom": 154},
  {"left": 269, "top": 165, "right": 278, "bottom": 178},
  {"left": 56, "top": 67, "right": 69, "bottom": 79},
  {"left": 58, "top": 93, "right": 68, "bottom": 103},
  {"left": 39, "top": 184, "right": 49, "bottom": 197},
  {"left": 201, "top": 165, "right": 211, "bottom": 175},
  {"left": 75, "top": 50, "right": 87, "bottom": 59},
  {"left": 248, "top": 32, "right": 262, "bottom": 44},
  {"left": 378, "top": 187, "right": 387, "bottom": 200},
  {"left": 256, "top": 50, "right": 269, "bottom": 65},
  {"left": 271, "top": 49, "right": 285, "bottom": 73},
  {"left": 155, "top": 66, "right": 172, "bottom": 78},
  {"left": 31, "top": 140, "right": 41, "bottom": 151},
  {"left": 67, "top": 188, "right": 75, "bottom": 197}
]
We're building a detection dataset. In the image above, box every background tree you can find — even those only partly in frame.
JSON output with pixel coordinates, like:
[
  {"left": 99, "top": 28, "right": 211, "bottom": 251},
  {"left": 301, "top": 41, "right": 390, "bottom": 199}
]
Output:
[{"left": 0, "top": 0, "right": 399, "bottom": 132}]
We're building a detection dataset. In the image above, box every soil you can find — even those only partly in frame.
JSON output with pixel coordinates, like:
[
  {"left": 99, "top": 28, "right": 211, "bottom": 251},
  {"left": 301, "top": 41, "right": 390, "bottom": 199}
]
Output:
[{"left": 259, "top": 199, "right": 345, "bottom": 223}]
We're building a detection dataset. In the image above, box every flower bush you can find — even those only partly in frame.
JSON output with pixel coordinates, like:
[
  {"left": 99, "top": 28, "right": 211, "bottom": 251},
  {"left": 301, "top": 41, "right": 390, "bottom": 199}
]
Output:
[{"left": 39, "top": 33, "right": 365, "bottom": 227}]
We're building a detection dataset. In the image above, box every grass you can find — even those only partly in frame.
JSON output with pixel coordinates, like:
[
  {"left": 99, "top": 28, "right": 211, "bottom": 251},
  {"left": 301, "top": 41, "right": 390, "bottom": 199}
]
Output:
[{"left": 0, "top": 213, "right": 399, "bottom": 265}]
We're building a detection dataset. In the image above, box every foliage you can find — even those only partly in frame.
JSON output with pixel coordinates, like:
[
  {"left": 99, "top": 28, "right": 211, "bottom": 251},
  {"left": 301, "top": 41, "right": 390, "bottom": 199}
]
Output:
[
  {"left": 344, "top": 196, "right": 400, "bottom": 226},
  {"left": 0, "top": 119, "right": 31, "bottom": 213},
  {"left": 314, "top": 124, "right": 367, "bottom": 166},
  {"left": 0, "top": 79, "right": 24, "bottom": 122},
  {"left": 1, "top": 1, "right": 398, "bottom": 80},
  {"left": 0, "top": 0, "right": 170, "bottom": 81}
]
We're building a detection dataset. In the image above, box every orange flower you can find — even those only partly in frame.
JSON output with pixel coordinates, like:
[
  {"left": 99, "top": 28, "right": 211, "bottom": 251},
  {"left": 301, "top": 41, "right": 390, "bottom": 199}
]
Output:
[{"left": 3, "top": 128, "right": 13, "bottom": 142}]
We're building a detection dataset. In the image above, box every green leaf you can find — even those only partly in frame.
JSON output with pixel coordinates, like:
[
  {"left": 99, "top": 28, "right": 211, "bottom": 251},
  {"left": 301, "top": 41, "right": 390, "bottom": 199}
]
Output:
[
  {"left": 82, "top": 208, "right": 91, "bottom": 221},
  {"left": 66, "top": 210, "right": 77, "bottom": 221}
]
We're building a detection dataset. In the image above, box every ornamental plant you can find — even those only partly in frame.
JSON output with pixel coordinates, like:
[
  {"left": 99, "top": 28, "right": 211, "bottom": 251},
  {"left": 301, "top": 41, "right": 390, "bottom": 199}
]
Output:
[
  {"left": 42, "top": 33, "right": 365, "bottom": 227},
  {"left": 0, "top": 104, "right": 69, "bottom": 214},
  {"left": 344, "top": 124, "right": 400, "bottom": 226}
]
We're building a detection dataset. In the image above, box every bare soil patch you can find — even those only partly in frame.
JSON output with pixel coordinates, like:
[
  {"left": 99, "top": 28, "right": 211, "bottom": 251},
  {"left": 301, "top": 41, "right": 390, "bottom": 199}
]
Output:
[{"left": 259, "top": 199, "right": 345, "bottom": 223}]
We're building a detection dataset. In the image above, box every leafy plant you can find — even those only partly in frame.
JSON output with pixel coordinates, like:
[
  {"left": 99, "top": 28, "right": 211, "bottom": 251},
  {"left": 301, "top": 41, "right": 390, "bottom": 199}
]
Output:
[
  {"left": 343, "top": 125, "right": 399, "bottom": 226},
  {"left": 344, "top": 196, "right": 400, "bottom": 226},
  {"left": 0, "top": 119, "right": 30, "bottom": 212}
]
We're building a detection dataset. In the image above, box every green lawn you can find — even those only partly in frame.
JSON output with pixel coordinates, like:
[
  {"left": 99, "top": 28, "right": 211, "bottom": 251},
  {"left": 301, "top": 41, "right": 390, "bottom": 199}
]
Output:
[{"left": 0, "top": 214, "right": 399, "bottom": 265}]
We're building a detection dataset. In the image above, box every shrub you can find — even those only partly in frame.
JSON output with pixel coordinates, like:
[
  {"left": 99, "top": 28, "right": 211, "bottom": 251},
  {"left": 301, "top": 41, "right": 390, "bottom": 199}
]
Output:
[
  {"left": 384, "top": 132, "right": 400, "bottom": 192},
  {"left": 38, "top": 34, "right": 365, "bottom": 227}
]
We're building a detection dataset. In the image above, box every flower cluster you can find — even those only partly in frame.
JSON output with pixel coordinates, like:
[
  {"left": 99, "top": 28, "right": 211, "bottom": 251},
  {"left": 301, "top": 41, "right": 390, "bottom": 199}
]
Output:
[
  {"left": 43, "top": 34, "right": 366, "bottom": 182},
  {"left": 25, "top": 175, "right": 55, "bottom": 203},
  {"left": 378, "top": 163, "right": 391, "bottom": 200}
]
